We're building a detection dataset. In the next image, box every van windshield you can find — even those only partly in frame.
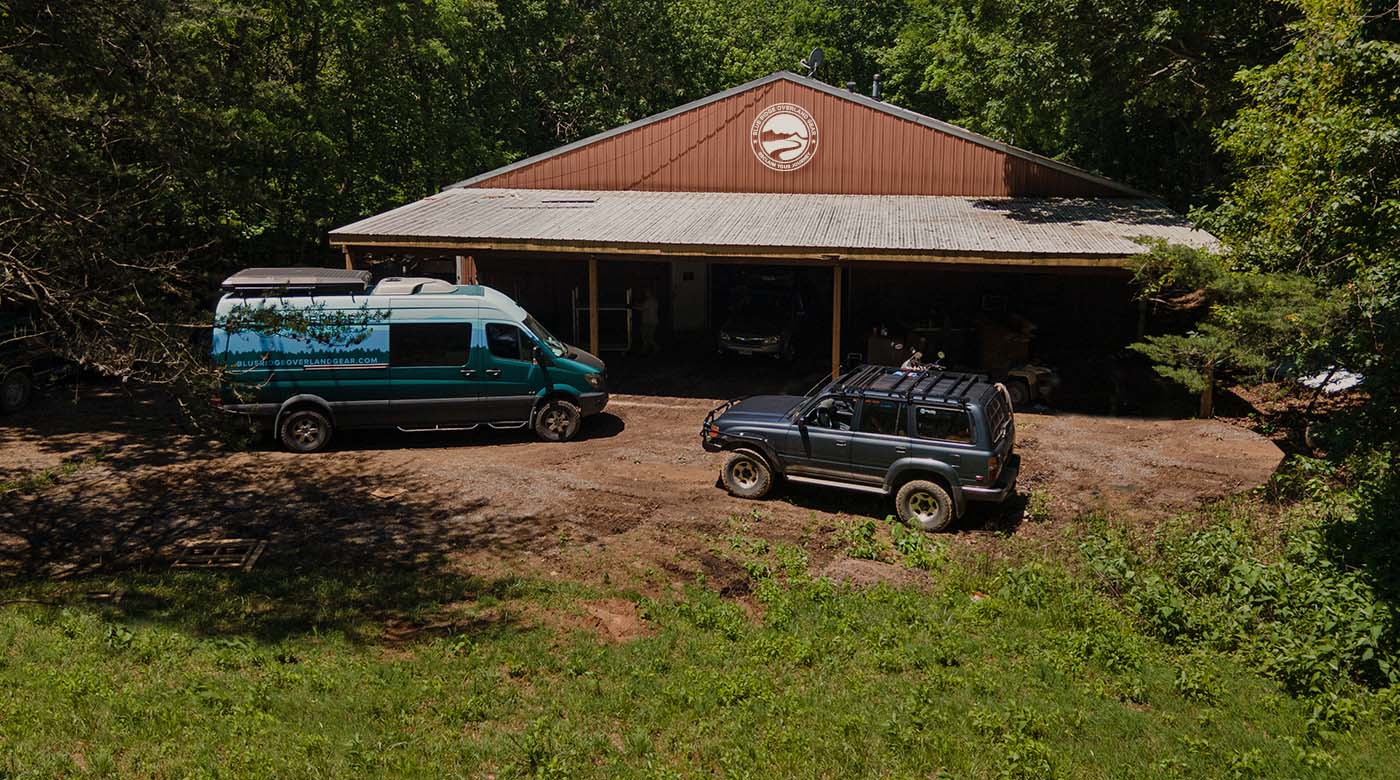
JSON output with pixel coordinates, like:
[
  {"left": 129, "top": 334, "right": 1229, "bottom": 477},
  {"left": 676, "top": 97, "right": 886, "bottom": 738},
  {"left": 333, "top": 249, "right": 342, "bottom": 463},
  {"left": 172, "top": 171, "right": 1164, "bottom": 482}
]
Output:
[{"left": 524, "top": 315, "right": 568, "bottom": 357}]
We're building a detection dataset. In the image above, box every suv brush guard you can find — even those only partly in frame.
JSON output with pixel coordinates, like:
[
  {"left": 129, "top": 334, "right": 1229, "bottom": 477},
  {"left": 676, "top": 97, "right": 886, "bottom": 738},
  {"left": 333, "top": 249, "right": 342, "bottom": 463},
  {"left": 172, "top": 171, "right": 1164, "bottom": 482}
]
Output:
[{"left": 701, "top": 399, "right": 739, "bottom": 444}]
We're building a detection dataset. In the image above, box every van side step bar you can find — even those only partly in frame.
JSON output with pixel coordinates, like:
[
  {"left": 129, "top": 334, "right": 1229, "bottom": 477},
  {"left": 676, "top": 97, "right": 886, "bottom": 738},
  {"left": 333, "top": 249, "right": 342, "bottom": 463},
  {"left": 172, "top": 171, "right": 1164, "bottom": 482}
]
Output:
[{"left": 785, "top": 475, "right": 887, "bottom": 495}]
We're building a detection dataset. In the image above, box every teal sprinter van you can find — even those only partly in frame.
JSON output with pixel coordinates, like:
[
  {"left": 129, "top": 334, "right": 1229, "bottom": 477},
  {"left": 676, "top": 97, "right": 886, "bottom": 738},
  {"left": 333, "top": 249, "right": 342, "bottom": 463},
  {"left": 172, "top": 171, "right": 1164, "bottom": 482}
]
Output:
[{"left": 212, "top": 267, "right": 607, "bottom": 452}]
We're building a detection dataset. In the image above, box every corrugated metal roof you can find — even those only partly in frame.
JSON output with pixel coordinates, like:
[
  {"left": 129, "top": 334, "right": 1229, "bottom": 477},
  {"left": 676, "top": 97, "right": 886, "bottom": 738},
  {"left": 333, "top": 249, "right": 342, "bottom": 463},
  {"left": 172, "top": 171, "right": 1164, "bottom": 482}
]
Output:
[
  {"left": 329, "top": 188, "right": 1215, "bottom": 260},
  {"left": 452, "top": 72, "right": 1147, "bottom": 198}
]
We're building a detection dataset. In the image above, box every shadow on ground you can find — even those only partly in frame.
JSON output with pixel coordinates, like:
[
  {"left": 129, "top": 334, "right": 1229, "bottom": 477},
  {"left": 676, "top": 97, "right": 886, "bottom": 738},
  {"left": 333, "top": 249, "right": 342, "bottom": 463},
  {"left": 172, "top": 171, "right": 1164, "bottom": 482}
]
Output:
[{"left": 0, "top": 387, "right": 555, "bottom": 642}]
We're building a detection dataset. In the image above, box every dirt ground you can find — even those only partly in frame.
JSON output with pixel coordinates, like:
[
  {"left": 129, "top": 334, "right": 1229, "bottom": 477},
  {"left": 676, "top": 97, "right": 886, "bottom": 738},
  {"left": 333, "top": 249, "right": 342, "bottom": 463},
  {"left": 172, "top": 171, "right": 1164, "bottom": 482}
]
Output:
[{"left": 0, "top": 387, "right": 1282, "bottom": 589}]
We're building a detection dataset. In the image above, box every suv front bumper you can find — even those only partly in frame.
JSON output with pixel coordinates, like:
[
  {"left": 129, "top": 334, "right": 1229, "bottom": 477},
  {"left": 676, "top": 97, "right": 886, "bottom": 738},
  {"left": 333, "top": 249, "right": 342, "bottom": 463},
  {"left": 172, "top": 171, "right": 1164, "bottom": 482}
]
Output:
[{"left": 962, "top": 453, "right": 1020, "bottom": 503}]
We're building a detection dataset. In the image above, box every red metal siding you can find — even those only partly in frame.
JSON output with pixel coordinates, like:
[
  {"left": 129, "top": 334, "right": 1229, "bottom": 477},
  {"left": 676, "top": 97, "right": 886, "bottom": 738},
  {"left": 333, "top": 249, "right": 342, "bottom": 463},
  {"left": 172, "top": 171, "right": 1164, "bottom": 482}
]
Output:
[{"left": 472, "top": 79, "right": 1118, "bottom": 197}]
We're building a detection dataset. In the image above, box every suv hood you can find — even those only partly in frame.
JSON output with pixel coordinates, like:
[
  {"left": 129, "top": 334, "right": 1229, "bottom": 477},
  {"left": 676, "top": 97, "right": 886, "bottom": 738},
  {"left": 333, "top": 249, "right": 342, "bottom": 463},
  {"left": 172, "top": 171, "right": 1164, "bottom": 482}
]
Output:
[{"left": 720, "top": 395, "right": 804, "bottom": 423}]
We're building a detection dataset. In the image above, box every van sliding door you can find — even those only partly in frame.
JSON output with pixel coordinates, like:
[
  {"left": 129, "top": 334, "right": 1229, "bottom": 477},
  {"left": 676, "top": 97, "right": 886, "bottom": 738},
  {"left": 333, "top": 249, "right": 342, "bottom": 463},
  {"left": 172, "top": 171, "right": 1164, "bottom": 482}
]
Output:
[{"left": 385, "top": 320, "right": 479, "bottom": 428}]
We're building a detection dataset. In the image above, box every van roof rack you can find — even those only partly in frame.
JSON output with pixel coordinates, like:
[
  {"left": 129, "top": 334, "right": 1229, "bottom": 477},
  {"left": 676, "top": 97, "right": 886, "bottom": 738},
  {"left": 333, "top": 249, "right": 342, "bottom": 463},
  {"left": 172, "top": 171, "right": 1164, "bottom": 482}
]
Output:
[{"left": 221, "top": 267, "right": 373, "bottom": 294}]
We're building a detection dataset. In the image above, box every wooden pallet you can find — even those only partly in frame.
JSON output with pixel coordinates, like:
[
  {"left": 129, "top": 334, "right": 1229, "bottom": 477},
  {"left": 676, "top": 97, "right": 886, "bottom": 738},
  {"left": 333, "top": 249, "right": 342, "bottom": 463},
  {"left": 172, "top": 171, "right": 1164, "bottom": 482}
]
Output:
[{"left": 171, "top": 538, "right": 267, "bottom": 571}]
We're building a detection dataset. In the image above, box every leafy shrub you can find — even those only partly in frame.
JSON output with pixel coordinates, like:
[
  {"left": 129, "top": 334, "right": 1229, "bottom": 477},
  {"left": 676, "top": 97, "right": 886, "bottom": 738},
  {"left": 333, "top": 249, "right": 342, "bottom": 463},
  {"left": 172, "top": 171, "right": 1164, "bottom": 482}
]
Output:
[
  {"left": 1268, "top": 456, "right": 1338, "bottom": 503},
  {"left": 1025, "top": 489, "right": 1053, "bottom": 524},
  {"left": 841, "top": 519, "right": 888, "bottom": 562},
  {"left": 890, "top": 522, "right": 946, "bottom": 571},
  {"left": 1081, "top": 504, "right": 1399, "bottom": 710},
  {"left": 1174, "top": 662, "right": 1224, "bottom": 705}
]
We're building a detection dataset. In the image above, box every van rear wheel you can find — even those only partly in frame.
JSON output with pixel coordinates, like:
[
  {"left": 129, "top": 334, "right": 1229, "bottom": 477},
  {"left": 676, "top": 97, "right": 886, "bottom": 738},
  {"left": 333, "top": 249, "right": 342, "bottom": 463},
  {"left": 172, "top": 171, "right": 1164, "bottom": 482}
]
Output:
[
  {"left": 534, "top": 398, "right": 581, "bottom": 442},
  {"left": 896, "top": 480, "right": 954, "bottom": 532},
  {"left": 280, "top": 408, "right": 333, "bottom": 453}
]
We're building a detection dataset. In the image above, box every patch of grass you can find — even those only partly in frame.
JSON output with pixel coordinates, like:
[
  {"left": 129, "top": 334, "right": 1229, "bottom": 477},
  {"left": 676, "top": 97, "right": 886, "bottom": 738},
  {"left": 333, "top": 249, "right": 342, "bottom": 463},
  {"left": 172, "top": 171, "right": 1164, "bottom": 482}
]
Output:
[
  {"left": 1026, "top": 488, "right": 1053, "bottom": 524},
  {"left": 0, "top": 451, "right": 105, "bottom": 494},
  {"left": 3, "top": 551, "right": 1399, "bottom": 778}
]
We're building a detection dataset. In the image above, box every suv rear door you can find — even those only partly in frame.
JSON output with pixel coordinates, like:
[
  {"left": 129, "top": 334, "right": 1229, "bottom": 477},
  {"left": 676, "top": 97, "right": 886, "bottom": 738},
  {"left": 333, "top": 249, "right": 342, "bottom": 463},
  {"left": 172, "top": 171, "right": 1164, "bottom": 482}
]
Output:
[
  {"left": 909, "top": 404, "right": 977, "bottom": 476},
  {"left": 849, "top": 398, "right": 909, "bottom": 483}
]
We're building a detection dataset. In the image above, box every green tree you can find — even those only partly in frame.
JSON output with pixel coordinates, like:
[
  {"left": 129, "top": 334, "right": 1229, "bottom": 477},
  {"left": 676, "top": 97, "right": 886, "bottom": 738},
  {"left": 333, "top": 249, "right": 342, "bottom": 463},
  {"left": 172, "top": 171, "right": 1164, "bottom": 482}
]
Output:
[
  {"left": 1129, "top": 242, "right": 1341, "bottom": 417},
  {"left": 882, "top": 0, "right": 1293, "bottom": 206},
  {"left": 1203, "top": 0, "right": 1400, "bottom": 440}
]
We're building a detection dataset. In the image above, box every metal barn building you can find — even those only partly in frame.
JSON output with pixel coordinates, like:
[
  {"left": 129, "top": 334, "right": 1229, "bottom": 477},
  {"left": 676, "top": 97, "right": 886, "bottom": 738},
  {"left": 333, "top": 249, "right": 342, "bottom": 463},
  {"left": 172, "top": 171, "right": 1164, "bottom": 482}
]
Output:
[{"left": 330, "top": 71, "right": 1212, "bottom": 388}]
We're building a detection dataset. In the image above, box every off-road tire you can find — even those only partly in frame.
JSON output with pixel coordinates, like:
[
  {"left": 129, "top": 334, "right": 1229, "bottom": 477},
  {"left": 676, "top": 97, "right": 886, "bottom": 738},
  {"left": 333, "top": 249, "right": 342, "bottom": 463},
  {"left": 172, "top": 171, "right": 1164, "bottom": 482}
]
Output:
[
  {"left": 1, "top": 370, "right": 33, "bottom": 414},
  {"left": 721, "top": 450, "right": 773, "bottom": 499},
  {"left": 896, "top": 479, "right": 955, "bottom": 532},
  {"left": 279, "top": 408, "right": 333, "bottom": 453},
  {"left": 1006, "top": 379, "right": 1031, "bottom": 408},
  {"left": 534, "top": 398, "right": 581, "bottom": 442}
]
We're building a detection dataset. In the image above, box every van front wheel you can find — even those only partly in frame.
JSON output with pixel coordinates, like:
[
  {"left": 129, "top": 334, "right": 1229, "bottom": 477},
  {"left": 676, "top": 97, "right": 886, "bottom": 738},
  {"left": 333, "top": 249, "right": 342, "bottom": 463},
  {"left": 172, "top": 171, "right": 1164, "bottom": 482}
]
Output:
[
  {"left": 280, "top": 408, "right": 333, "bottom": 453},
  {"left": 534, "top": 398, "right": 581, "bottom": 442}
]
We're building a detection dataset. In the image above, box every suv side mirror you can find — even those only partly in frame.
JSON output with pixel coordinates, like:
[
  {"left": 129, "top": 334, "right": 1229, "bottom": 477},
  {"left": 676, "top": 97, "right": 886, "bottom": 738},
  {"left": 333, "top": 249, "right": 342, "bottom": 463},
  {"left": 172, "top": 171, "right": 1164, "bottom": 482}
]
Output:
[{"left": 532, "top": 345, "right": 550, "bottom": 365}]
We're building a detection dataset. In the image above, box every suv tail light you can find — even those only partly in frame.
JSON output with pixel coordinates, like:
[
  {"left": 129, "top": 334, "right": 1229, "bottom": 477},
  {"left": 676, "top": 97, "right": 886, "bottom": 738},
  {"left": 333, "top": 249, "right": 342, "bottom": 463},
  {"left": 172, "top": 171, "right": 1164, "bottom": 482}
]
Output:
[{"left": 988, "top": 455, "right": 1000, "bottom": 482}]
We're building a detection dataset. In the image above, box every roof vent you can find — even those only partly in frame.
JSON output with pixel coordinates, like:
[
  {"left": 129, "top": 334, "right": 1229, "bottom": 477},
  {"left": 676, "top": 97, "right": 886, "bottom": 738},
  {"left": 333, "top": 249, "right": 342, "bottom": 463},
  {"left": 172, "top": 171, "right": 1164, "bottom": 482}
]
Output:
[{"left": 374, "top": 277, "right": 457, "bottom": 295}]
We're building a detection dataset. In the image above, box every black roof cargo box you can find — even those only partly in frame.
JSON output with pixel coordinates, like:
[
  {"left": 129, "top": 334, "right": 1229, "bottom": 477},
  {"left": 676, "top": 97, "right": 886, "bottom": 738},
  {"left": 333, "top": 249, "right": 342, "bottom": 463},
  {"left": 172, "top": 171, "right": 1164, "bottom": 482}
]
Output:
[{"left": 221, "top": 267, "right": 372, "bottom": 295}]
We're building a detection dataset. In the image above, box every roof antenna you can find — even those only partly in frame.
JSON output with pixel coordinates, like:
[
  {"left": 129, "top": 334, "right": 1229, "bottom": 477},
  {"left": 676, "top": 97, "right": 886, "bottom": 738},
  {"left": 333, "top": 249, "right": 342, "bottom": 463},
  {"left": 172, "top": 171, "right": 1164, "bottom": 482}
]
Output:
[
  {"left": 871, "top": 73, "right": 883, "bottom": 100},
  {"left": 799, "top": 47, "right": 824, "bottom": 78}
]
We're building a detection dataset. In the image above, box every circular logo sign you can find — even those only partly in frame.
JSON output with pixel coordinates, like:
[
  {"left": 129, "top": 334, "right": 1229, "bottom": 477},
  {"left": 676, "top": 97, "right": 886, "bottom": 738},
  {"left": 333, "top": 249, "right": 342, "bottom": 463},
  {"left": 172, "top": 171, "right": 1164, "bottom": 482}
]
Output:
[{"left": 750, "top": 103, "right": 819, "bottom": 171}]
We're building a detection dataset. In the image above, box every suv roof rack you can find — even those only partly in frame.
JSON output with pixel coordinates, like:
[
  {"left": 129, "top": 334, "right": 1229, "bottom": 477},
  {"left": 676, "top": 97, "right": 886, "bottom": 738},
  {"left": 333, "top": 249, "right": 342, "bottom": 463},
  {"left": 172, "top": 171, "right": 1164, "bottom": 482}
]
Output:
[
  {"left": 833, "top": 364, "right": 991, "bottom": 406},
  {"left": 221, "top": 267, "right": 373, "bottom": 295}
]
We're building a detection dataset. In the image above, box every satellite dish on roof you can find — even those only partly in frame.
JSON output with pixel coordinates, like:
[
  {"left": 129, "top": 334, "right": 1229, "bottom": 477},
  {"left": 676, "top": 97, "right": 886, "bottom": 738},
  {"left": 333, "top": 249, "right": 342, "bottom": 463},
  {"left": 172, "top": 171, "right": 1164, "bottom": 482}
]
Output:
[{"left": 800, "top": 47, "right": 824, "bottom": 78}]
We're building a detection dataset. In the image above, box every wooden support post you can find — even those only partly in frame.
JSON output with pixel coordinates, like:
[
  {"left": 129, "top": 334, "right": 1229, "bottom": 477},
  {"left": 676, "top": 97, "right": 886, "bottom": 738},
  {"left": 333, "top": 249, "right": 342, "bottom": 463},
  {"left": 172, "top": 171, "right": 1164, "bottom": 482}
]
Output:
[
  {"left": 588, "top": 256, "right": 600, "bottom": 356},
  {"left": 455, "top": 255, "right": 478, "bottom": 285},
  {"left": 831, "top": 263, "right": 843, "bottom": 380},
  {"left": 342, "top": 246, "right": 357, "bottom": 270}
]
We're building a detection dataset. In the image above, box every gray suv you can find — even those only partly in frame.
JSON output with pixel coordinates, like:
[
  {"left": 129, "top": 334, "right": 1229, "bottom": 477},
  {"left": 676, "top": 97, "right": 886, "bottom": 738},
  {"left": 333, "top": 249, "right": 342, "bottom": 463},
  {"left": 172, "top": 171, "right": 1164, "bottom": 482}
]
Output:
[{"left": 701, "top": 365, "right": 1019, "bottom": 531}]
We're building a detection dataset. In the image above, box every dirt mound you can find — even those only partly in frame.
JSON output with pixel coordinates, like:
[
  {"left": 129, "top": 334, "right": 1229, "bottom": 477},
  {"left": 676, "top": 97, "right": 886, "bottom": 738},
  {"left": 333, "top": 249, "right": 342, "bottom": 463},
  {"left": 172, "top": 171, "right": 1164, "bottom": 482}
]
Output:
[
  {"left": 818, "top": 557, "right": 924, "bottom": 589},
  {"left": 535, "top": 598, "right": 652, "bottom": 643}
]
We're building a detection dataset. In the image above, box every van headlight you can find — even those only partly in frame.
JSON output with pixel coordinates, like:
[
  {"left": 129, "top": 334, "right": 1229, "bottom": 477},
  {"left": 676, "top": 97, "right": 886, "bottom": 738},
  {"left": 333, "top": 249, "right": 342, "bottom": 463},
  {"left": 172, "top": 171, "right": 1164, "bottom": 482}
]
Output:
[
  {"left": 584, "top": 372, "right": 604, "bottom": 389},
  {"left": 762, "top": 336, "right": 781, "bottom": 345}
]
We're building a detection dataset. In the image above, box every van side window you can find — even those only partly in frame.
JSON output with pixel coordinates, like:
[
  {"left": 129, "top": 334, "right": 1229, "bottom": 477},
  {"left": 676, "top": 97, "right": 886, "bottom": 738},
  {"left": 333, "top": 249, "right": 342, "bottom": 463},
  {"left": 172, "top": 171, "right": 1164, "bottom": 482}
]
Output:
[
  {"left": 390, "top": 323, "right": 470, "bottom": 367},
  {"left": 914, "top": 406, "right": 973, "bottom": 443},
  {"left": 858, "top": 399, "right": 906, "bottom": 436},
  {"left": 486, "top": 323, "right": 529, "bottom": 361}
]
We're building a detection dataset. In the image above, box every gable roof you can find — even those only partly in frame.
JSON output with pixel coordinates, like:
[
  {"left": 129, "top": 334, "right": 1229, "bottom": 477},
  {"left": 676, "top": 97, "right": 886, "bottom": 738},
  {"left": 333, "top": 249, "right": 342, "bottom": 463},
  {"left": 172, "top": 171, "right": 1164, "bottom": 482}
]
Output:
[{"left": 453, "top": 71, "right": 1147, "bottom": 198}]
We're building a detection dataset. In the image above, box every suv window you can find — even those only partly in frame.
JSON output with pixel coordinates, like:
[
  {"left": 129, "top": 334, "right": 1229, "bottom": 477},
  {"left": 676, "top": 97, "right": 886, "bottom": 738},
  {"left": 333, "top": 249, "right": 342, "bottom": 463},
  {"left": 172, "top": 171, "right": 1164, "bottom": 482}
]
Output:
[
  {"left": 806, "top": 396, "right": 854, "bottom": 431},
  {"left": 915, "top": 406, "right": 973, "bottom": 443},
  {"left": 390, "top": 323, "right": 470, "bottom": 367},
  {"left": 858, "top": 399, "right": 906, "bottom": 436},
  {"left": 486, "top": 323, "right": 529, "bottom": 361},
  {"left": 985, "top": 391, "right": 1012, "bottom": 444}
]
